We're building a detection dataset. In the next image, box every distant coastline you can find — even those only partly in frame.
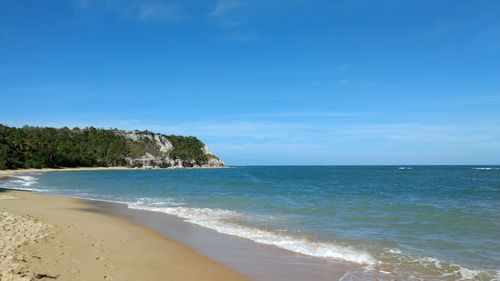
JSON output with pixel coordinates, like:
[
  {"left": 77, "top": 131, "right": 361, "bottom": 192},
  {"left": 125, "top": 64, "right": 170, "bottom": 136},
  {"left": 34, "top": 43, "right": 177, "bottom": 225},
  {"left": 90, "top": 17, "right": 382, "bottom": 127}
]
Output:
[
  {"left": 0, "top": 165, "right": 226, "bottom": 180},
  {"left": 0, "top": 167, "right": 126, "bottom": 179},
  {"left": 0, "top": 124, "right": 224, "bottom": 170}
]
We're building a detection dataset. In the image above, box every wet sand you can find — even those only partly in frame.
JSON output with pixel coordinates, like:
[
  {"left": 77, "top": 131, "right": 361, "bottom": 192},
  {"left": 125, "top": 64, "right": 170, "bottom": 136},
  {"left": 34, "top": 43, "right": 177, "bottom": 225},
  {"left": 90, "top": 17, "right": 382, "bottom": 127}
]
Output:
[{"left": 86, "top": 200, "right": 359, "bottom": 281}]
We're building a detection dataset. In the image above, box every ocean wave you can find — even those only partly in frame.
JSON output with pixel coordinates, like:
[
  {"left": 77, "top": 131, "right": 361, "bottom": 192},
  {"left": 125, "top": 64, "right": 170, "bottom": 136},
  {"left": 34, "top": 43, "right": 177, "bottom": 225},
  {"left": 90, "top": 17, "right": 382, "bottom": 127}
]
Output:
[
  {"left": 0, "top": 174, "right": 48, "bottom": 191},
  {"left": 3, "top": 174, "right": 498, "bottom": 280},
  {"left": 0, "top": 186, "right": 50, "bottom": 192},
  {"left": 128, "top": 199, "right": 376, "bottom": 265},
  {"left": 10, "top": 175, "right": 38, "bottom": 187},
  {"left": 340, "top": 249, "right": 500, "bottom": 281},
  {"left": 378, "top": 248, "right": 500, "bottom": 281},
  {"left": 472, "top": 167, "right": 500, "bottom": 171},
  {"left": 132, "top": 197, "right": 186, "bottom": 207},
  {"left": 398, "top": 167, "right": 413, "bottom": 170}
]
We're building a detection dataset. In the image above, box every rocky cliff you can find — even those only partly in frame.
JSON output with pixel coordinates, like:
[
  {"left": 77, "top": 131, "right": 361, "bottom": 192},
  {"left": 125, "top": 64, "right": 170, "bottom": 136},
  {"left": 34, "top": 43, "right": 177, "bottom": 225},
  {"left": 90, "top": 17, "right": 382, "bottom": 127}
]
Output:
[
  {"left": 116, "top": 131, "right": 224, "bottom": 169},
  {"left": 0, "top": 124, "right": 223, "bottom": 170}
]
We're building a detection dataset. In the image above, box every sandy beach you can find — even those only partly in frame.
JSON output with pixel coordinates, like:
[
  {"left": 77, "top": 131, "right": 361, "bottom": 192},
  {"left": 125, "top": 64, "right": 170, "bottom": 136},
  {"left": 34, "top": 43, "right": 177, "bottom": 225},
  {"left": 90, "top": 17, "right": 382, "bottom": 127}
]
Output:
[
  {"left": 0, "top": 167, "right": 131, "bottom": 180},
  {"left": 0, "top": 188, "right": 248, "bottom": 281},
  {"left": 0, "top": 166, "right": 224, "bottom": 180}
]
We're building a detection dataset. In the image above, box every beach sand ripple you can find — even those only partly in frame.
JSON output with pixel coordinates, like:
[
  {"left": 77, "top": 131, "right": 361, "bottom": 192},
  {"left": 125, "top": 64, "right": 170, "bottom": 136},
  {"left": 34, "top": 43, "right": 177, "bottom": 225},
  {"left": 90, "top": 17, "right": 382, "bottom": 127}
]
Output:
[{"left": 0, "top": 211, "right": 48, "bottom": 281}]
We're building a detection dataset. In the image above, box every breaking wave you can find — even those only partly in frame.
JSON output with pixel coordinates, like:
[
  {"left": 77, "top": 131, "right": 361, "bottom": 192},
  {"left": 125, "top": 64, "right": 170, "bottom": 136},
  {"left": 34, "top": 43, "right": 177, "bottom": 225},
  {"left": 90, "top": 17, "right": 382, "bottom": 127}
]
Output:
[
  {"left": 128, "top": 198, "right": 376, "bottom": 265},
  {"left": 0, "top": 174, "right": 48, "bottom": 192},
  {"left": 472, "top": 167, "right": 500, "bottom": 171}
]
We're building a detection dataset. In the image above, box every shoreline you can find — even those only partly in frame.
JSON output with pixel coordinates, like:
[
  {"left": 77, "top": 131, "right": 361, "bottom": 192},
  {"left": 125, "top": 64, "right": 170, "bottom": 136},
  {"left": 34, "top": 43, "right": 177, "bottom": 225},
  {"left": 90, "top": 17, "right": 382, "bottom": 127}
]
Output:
[
  {"left": 0, "top": 188, "right": 248, "bottom": 281},
  {"left": 0, "top": 189, "right": 358, "bottom": 281},
  {"left": 0, "top": 167, "right": 131, "bottom": 179},
  {"left": 0, "top": 165, "right": 227, "bottom": 179},
  {"left": 0, "top": 173, "right": 358, "bottom": 281},
  {"left": 85, "top": 198, "right": 359, "bottom": 281}
]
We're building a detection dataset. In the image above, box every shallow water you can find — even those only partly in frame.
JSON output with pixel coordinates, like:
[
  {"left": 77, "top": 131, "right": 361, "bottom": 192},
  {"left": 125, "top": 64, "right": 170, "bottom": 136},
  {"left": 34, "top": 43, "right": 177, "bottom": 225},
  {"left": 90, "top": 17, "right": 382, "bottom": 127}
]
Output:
[{"left": 2, "top": 166, "right": 499, "bottom": 280}]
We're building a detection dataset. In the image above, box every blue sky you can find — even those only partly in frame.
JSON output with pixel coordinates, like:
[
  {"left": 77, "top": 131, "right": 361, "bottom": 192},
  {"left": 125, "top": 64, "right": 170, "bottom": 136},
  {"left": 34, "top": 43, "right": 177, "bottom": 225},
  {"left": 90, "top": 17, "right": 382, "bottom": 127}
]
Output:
[{"left": 1, "top": 0, "right": 499, "bottom": 165}]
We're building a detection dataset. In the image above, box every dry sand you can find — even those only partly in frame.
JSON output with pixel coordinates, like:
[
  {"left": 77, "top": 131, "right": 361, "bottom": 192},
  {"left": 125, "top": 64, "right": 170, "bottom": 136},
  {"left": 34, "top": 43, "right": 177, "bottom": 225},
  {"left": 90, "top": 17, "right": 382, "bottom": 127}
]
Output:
[{"left": 0, "top": 189, "right": 248, "bottom": 281}]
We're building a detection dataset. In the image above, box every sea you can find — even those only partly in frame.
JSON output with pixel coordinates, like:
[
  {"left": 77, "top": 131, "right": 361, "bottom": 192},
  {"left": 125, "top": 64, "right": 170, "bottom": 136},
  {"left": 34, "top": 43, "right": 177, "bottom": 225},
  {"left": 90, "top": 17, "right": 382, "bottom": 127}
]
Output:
[{"left": 1, "top": 166, "right": 499, "bottom": 281}]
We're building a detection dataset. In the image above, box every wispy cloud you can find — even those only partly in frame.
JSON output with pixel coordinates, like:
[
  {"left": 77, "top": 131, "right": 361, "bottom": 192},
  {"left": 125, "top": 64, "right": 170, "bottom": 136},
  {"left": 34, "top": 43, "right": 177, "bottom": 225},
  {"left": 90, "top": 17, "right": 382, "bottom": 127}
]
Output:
[
  {"left": 209, "top": 0, "right": 251, "bottom": 29},
  {"left": 228, "top": 111, "right": 363, "bottom": 118},
  {"left": 19, "top": 117, "right": 500, "bottom": 164},
  {"left": 73, "top": 0, "right": 261, "bottom": 41},
  {"left": 208, "top": 0, "right": 306, "bottom": 26},
  {"left": 136, "top": 2, "right": 182, "bottom": 22},
  {"left": 72, "top": 0, "right": 307, "bottom": 42},
  {"left": 328, "top": 123, "right": 499, "bottom": 143},
  {"left": 210, "top": 0, "right": 245, "bottom": 17},
  {"left": 73, "top": 0, "right": 184, "bottom": 23},
  {"left": 75, "top": 118, "right": 500, "bottom": 146},
  {"left": 74, "top": 0, "right": 252, "bottom": 26}
]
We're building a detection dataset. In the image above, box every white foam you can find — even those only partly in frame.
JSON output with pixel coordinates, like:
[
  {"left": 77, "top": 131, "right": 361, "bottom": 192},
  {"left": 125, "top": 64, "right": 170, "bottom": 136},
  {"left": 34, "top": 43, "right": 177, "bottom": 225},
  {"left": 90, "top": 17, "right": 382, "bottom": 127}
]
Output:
[
  {"left": 386, "top": 248, "right": 403, "bottom": 255},
  {"left": 4, "top": 186, "right": 49, "bottom": 192},
  {"left": 398, "top": 167, "right": 413, "bottom": 170},
  {"left": 453, "top": 264, "right": 500, "bottom": 281},
  {"left": 0, "top": 174, "right": 45, "bottom": 191},
  {"left": 11, "top": 175, "right": 38, "bottom": 187},
  {"left": 14, "top": 175, "right": 37, "bottom": 181},
  {"left": 492, "top": 271, "right": 500, "bottom": 281},
  {"left": 133, "top": 197, "right": 186, "bottom": 207},
  {"left": 381, "top": 248, "right": 500, "bottom": 281},
  {"left": 457, "top": 266, "right": 481, "bottom": 280},
  {"left": 127, "top": 201, "right": 376, "bottom": 265},
  {"left": 473, "top": 167, "right": 499, "bottom": 171}
]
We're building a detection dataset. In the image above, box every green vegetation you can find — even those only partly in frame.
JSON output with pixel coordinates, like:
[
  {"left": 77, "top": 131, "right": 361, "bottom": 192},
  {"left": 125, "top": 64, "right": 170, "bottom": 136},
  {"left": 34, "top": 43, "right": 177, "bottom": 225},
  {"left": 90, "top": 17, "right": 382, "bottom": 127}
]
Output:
[
  {"left": 0, "top": 125, "right": 128, "bottom": 169},
  {"left": 0, "top": 124, "right": 215, "bottom": 170},
  {"left": 126, "top": 136, "right": 163, "bottom": 158},
  {"left": 166, "top": 135, "right": 209, "bottom": 163}
]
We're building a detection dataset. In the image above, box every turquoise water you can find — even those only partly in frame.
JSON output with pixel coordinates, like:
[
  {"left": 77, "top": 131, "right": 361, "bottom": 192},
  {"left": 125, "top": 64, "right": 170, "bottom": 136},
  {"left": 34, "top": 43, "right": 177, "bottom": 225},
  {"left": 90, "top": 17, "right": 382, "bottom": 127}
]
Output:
[{"left": 3, "top": 166, "right": 499, "bottom": 280}]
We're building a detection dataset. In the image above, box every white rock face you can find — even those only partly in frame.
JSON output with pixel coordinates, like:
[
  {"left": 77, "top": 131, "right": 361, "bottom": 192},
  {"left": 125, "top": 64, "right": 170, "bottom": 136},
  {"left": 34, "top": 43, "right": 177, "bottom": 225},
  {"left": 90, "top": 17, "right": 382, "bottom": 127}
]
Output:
[
  {"left": 203, "top": 145, "right": 213, "bottom": 155},
  {"left": 116, "top": 131, "right": 224, "bottom": 168},
  {"left": 153, "top": 134, "right": 174, "bottom": 153},
  {"left": 118, "top": 132, "right": 174, "bottom": 153},
  {"left": 207, "top": 157, "right": 224, "bottom": 167}
]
